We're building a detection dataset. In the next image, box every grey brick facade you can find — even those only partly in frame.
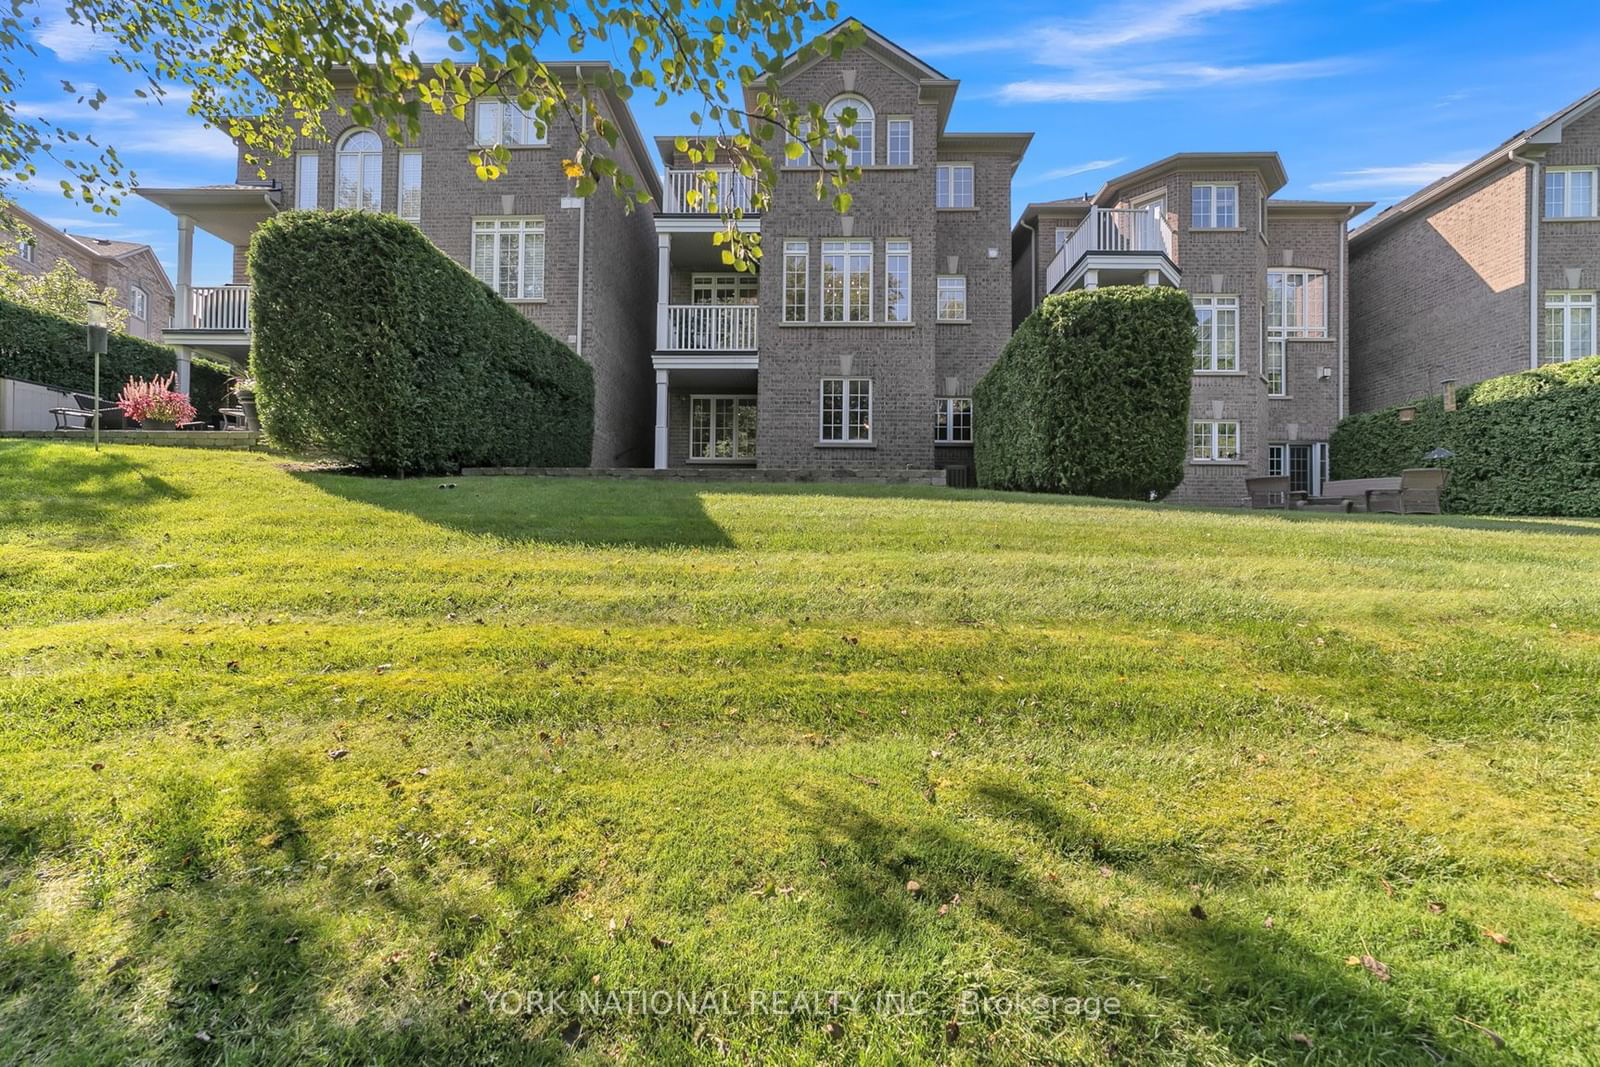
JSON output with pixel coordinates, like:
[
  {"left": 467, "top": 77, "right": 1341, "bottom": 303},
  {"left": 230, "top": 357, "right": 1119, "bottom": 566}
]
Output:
[{"left": 1349, "top": 87, "right": 1600, "bottom": 413}]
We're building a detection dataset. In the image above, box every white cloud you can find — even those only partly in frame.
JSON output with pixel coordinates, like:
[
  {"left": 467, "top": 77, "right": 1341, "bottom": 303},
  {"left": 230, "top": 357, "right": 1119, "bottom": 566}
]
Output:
[
  {"left": 910, "top": 0, "right": 1278, "bottom": 60},
  {"left": 1310, "top": 161, "right": 1473, "bottom": 191},
  {"left": 997, "top": 57, "right": 1351, "bottom": 103},
  {"left": 35, "top": 9, "right": 113, "bottom": 62},
  {"left": 1027, "top": 158, "right": 1127, "bottom": 183},
  {"left": 119, "top": 122, "right": 238, "bottom": 162},
  {"left": 402, "top": 14, "right": 460, "bottom": 59}
]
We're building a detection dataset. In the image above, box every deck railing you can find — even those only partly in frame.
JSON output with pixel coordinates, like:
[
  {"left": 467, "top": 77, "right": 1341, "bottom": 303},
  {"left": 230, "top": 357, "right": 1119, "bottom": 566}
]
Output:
[
  {"left": 187, "top": 284, "right": 251, "bottom": 331},
  {"left": 663, "top": 304, "right": 759, "bottom": 351},
  {"left": 662, "top": 169, "right": 757, "bottom": 214},
  {"left": 1046, "top": 207, "right": 1175, "bottom": 291}
]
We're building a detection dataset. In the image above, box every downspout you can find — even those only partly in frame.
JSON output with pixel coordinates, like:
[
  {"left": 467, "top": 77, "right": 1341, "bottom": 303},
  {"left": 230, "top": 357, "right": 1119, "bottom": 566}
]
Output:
[
  {"left": 1018, "top": 217, "right": 1037, "bottom": 312},
  {"left": 575, "top": 194, "right": 586, "bottom": 358},
  {"left": 1509, "top": 148, "right": 1540, "bottom": 369},
  {"left": 1339, "top": 208, "right": 1351, "bottom": 419}
]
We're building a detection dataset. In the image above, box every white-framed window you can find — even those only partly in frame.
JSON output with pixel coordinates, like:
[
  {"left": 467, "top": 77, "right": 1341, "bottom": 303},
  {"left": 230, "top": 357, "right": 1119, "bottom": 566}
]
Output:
[
  {"left": 1543, "top": 290, "right": 1596, "bottom": 364},
  {"left": 472, "top": 217, "right": 545, "bottom": 301},
  {"left": 1191, "top": 182, "right": 1238, "bottom": 229},
  {"left": 129, "top": 285, "right": 148, "bottom": 321},
  {"left": 689, "top": 395, "right": 757, "bottom": 461},
  {"left": 1267, "top": 443, "right": 1286, "bottom": 477},
  {"left": 825, "top": 95, "right": 874, "bottom": 167},
  {"left": 820, "top": 377, "right": 872, "bottom": 443},
  {"left": 1265, "top": 268, "right": 1327, "bottom": 397},
  {"left": 1053, "top": 226, "right": 1073, "bottom": 251},
  {"left": 937, "top": 275, "right": 967, "bottom": 321},
  {"left": 784, "top": 119, "right": 812, "bottom": 168},
  {"left": 691, "top": 272, "right": 759, "bottom": 305},
  {"left": 821, "top": 239, "right": 872, "bottom": 323},
  {"left": 1545, "top": 167, "right": 1598, "bottom": 219},
  {"left": 885, "top": 240, "right": 911, "bottom": 322},
  {"left": 783, "top": 240, "right": 808, "bottom": 322},
  {"left": 1192, "top": 294, "right": 1238, "bottom": 372},
  {"left": 1192, "top": 420, "right": 1240, "bottom": 462},
  {"left": 886, "top": 117, "right": 913, "bottom": 166},
  {"left": 17, "top": 238, "right": 33, "bottom": 263},
  {"left": 335, "top": 129, "right": 382, "bottom": 211},
  {"left": 475, "top": 99, "right": 547, "bottom": 147},
  {"left": 295, "top": 152, "right": 320, "bottom": 210},
  {"left": 398, "top": 150, "right": 422, "bottom": 221},
  {"left": 935, "top": 397, "right": 973, "bottom": 443},
  {"left": 936, "top": 163, "right": 974, "bottom": 209}
]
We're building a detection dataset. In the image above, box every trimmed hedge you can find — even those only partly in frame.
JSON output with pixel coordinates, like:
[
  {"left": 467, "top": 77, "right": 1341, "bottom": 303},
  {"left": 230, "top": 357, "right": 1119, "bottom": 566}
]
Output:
[
  {"left": 974, "top": 285, "right": 1195, "bottom": 498},
  {"left": 189, "top": 357, "right": 234, "bottom": 426},
  {"left": 248, "top": 210, "right": 593, "bottom": 474},
  {"left": 0, "top": 295, "right": 175, "bottom": 394},
  {"left": 1330, "top": 356, "right": 1600, "bottom": 516}
]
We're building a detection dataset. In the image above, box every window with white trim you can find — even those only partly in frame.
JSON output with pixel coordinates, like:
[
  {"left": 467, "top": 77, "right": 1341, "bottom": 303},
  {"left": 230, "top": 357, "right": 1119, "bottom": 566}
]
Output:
[
  {"left": 821, "top": 378, "right": 872, "bottom": 443},
  {"left": 1192, "top": 420, "right": 1240, "bottom": 462},
  {"left": 934, "top": 397, "right": 973, "bottom": 443},
  {"left": 936, "top": 164, "right": 974, "bottom": 209},
  {"left": 295, "top": 152, "right": 319, "bottom": 210},
  {"left": 1545, "top": 167, "right": 1597, "bottom": 219},
  {"left": 398, "top": 150, "right": 422, "bottom": 222},
  {"left": 691, "top": 273, "right": 758, "bottom": 304},
  {"left": 472, "top": 217, "right": 546, "bottom": 301},
  {"left": 1054, "top": 226, "right": 1073, "bottom": 251},
  {"left": 783, "top": 240, "right": 808, "bottom": 322},
  {"left": 690, "top": 396, "right": 757, "bottom": 460},
  {"left": 886, "top": 118, "right": 913, "bottom": 166},
  {"left": 937, "top": 275, "right": 967, "bottom": 321},
  {"left": 885, "top": 240, "right": 911, "bottom": 322},
  {"left": 821, "top": 239, "right": 872, "bottom": 322},
  {"left": 1191, "top": 182, "right": 1238, "bottom": 229},
  {"left": 1265, "top": 269, "right": 1328, "bottom": 397},
  {"left": 785, "top": 120, "right": 812, "bottom": 168},
  {"left": 335, "top": 130, "right": 382, "bottom": 211},
  {"left": 1543, "top": 290, "right": 1596, "bottom": 365},
  {"left": 825, "top": 96, "right": 874, "bottom": 167},
  {"left": 129, "top": 285, "right": 148, "bottom": 321},
  {"left": 475, "top": 100, "right": 547, "bottom": 146},
  {"left": 1267, "top": 443, "right": 1286, "bottom": 477},
  {"left": 1193, "top": 295, "right": 1238, "bottom": 372},
  {"left": 17, "top": 238, "right": 33, "bottom": 263}
]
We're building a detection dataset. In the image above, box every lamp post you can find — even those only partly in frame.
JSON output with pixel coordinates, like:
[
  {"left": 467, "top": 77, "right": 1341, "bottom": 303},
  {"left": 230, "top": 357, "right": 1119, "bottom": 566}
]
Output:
[{"left": 86, "top": 299, "right": 108, "bottom": 451}]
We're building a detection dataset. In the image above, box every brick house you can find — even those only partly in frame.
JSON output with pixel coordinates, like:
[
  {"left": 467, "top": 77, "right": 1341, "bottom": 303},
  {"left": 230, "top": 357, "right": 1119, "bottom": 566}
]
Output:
[
  {"left": 650, "top": 23, "right": 1030, "bottom": 474},
  {"left": 136, "top": 63, "right": 661, "bottom": 467},
  {"left": 2, "top": 203, "right": 175, "bottom": 342},
  {"left": 1012, "top": 155, "right": 1369, "bottom": 506},
  {"left": 1348, "top": 88, "right": 1600, "bottom": 413}
]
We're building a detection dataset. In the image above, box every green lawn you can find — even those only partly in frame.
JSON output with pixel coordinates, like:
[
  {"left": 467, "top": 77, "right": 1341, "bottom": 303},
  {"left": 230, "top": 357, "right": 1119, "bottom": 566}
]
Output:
[{"left": 2, "top": 440, "right": 1598, "bottom": 1065}]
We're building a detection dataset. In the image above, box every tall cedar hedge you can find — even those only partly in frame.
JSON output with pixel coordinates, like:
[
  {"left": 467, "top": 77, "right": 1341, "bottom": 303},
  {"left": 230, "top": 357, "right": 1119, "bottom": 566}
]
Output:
[
  {"left": 189, "top": 357, "right": 234, "bottom": 425},
  {"left": 248, "top": 210, "right": 593, "bottom": 474},
  {"left": 0, "top": 295, "right": 175, "bottom": 394},
  {"left": 974, "top": 285, "right": 1195, "bottom": 498},
  {"left": 1330, "top": 355, "right": 1600, "bottom": 516}
]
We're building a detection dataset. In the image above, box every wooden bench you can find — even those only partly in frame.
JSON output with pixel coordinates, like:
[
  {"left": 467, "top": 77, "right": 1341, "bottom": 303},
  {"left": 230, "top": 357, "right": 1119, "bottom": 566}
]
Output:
[{"left": 1316, "top": 477, "right": 1401, "bottom": 513}]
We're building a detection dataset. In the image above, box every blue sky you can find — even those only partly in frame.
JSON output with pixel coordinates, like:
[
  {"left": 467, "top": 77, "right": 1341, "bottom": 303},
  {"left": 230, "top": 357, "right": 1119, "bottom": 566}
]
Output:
[{"left": 11, "top": 0, "right": 1600, "bottom": 288}]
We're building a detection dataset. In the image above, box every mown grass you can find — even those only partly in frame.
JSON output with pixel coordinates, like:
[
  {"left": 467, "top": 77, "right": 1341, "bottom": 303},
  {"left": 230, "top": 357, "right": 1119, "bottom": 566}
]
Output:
[{"left": 1, "top": 439, "right": 1597, "bottom": 1064}]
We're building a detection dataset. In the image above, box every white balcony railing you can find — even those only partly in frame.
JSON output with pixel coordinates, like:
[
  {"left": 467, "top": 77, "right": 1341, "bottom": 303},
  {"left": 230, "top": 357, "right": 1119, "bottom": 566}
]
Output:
[
  {"left": 1046, "top": 206, "right": 1176, "bottom": 291},
  {"left": 663, "top": 169, "right": 757, "bottom": 214},
  {"left": 663, "top": 304, "right": 758, "bottom": 351},
  {"left": 187, "top": 284, "right": 251, "bottom": 331}
]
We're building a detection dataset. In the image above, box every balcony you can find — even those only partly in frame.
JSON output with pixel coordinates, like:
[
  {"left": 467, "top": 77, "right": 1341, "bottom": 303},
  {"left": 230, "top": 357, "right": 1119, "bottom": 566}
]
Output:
[
  {"left": 662, "top": 304, "right": 758, "bottom": 352},
  {"left": 1046, "top": 206, "right": 1178, "bottom": 293},
  {"left": 662, "top": 169, "right": 758, "bottom": 215},
  {"left": 186, "top": 284, "right": 251, "bottom": 331}
]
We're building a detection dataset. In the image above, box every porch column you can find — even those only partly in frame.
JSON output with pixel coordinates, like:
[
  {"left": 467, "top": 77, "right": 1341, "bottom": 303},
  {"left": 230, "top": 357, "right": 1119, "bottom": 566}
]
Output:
[
  {"left": 1145, "top": 269, "right": 1160, "bottom": 287},
  {"left": 174, "top": 345, "right": 192, "bottom": 396},
  {"left": 653, "top": 369, "right": 669, "bottom": 470},
  {"left": 1084, "top": 269, "right": 1099, "bottom": 291},
  {"left": 656, "top": 233, "right": 671, "bottom": 351},
  {"left": 174, "top": 214, "right": 194, "bottom": 329}
]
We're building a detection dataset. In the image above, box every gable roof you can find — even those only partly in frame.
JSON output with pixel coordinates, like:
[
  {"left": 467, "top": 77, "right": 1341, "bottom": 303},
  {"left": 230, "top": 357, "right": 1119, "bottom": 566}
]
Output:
[
  {"left": 1092, "top": 152, "right": 1288, "bottom": 206},
  {"left": 3, "top": 203, "right": 174, "bottom": 294},
  {"left": 1350, "top": 85, "right": 1600, "bottom": 248}
]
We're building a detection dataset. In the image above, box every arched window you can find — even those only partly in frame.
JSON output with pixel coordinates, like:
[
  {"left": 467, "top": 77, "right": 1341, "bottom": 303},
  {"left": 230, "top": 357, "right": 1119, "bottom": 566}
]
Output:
[
  {"left": 336, "top": 130, "right": 382, "bottom": 211},
  {"left": 825, "top": 95, "right": 874, "bottom": 167}
]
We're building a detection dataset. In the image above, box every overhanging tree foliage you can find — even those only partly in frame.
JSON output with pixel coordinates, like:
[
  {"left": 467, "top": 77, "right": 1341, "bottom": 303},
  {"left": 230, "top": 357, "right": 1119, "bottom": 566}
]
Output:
[
  {"left": 3, "top": 2, "right": 870, "bottom": 270},
  {"left": 974, "top": 286, "right": 1196, "bottom": 499}
]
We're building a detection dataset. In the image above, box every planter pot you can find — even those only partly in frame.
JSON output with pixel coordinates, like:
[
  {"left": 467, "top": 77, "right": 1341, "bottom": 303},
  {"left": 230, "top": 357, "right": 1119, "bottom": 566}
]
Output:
[{"left": 141, "top": 419, "right": 177, "bottom": 431}]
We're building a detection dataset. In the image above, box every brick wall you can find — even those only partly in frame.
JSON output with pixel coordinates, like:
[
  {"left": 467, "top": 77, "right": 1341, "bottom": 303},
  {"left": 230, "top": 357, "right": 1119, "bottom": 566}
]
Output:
[{"left": 3, "top": 212, "right": 173, "bottom": 342}]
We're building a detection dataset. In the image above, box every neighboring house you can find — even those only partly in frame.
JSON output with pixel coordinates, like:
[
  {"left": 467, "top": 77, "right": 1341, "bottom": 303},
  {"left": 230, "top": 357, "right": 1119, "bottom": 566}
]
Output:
[
  {"left": 1348, "top": 88, "right": 1600, "bottom": 413},
  {"left": 1, "top": 203, "right": 175, "bottom": 342},
  {"left": 1012, "top": 155, "right": 1370, "bottom": 506},
  {"left": 650, "top": 22, "right": 1030, "bottom": 474},
  {"left": 136, "top": 63, "right": 661, "bottom": 467}
]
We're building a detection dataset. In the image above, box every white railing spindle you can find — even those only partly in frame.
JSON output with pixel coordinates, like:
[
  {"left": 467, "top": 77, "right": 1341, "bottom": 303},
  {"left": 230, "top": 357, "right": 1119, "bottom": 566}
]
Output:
[
  {"left": 663, "top": 304, "right": 758, "bottom": 351},
  {"left": 188, "top": 284, "right": 251, "bottom": 331},
  {"left": 1045, "top": 206, "right": 1176, "bottom": 292},
  {"left": 663, "top": 170, "right": 757, "bottom": 214}
]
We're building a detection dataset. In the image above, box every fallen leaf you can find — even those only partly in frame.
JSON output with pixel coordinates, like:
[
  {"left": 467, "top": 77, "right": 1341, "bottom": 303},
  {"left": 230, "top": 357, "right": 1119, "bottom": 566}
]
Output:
[
  {"left": 822, "top": 1021, "right": 845, "bottom": 1041},
  {"left": 90, "top": 762, "right": 105, "bottom": 772},
  {"left": 1454, "top": 1016, "right": 1506, "bottom": 1049},
  {"left": 195, "top": 1031, "right": 212, "bottom": 1044},
  {"left": 1426, "top": 900, "right": 1446, "bottom": 913},
  {"left": 1098, "top": 866, "right": 1114, "bottom": 878},
  {"left": 649, "top": 935, "right": 673, "bottom": 950},
  {"left": 1290, "top": 1033, "right": 1313, "bottom": 1049},
  {"left": 106, "top": 956, "right": 132, "bottom": 974},
  {"left": 1379, "top": 878, "right": 1395, "bottom": 897},
  {"left": 1263, "top": 916, "right": 1275, "bottom": 929},
  {"left": 1189, "top": 904, "right": 1208, "bottom": 920},
  {"left": 375, "top": 663, "right": 392, "bottom": 674},
  {"left": 906, "top": 880, "right": 922, "bottom": 895},
  {"left": 1346, "top": 954, "right": 1391, "bottom": 981},
  {"left": 945, "top": 1020, "right": 961, "bottom": 1044},
  {"left": 327, "top": 748, "right": 349, "bottom": 760},
  {"left": 1481, "top": 928, "right": 1512, "bottom": 947}
]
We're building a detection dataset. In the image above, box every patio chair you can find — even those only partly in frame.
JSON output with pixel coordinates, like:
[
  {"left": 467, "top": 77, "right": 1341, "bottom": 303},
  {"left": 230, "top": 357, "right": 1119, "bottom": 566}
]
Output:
[
  {"left": 49, "top": 393, "right": 125, "bottom": 430},
  {"left": 1366, "top": 468, "right": 1450, "bottom": 515},
  {"left": 1245, "top": 476, "right": 1293, "bottom": 509},
  {"left": 218, "top": 406, "right": 249, "bottom": 430}
]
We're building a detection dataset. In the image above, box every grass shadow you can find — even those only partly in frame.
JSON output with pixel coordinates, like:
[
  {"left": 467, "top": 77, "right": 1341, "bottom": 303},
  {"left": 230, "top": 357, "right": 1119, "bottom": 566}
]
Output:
[{"left": 0, "top": 441, "right": 189, "bottom": 541}]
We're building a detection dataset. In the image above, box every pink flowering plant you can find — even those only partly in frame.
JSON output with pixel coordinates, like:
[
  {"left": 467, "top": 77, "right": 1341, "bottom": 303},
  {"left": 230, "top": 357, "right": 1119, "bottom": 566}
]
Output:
[{"left": 117, "top": 373, "right": 197, "bottom": 426}]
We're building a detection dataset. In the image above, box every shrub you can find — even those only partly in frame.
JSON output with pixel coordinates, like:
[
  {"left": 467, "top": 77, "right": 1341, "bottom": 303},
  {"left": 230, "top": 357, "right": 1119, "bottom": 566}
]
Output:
[
  {"left": 248, "top": 210, "right": 594, "bottom": 474},
  {"left": 189, "top": 357, "right": 234, "bottom": 426},
  {"left": 1330, "top": 355, "right": 1600, "bottom": 515},
  {"left": 117, "top": 372, "right": 197, "bottom": 425},
  {"left": 0, "top": 294, "right": 174, "bottom": 394},
  {"left": 974, "top": 285, "right": 1195, "bottom": 498}
]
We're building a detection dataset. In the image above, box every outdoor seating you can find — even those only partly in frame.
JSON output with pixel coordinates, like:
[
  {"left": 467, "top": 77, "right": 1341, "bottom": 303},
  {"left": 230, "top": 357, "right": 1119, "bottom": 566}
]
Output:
[
  {"left": 49, "top": 393, "right": 126, "bottom": 431},
  {"left": 1366, "top": 468, "right": 1450, "bottom": 515},
  {"left": 1245, "top": 475, "right": 1292, "bottom": 508}
]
